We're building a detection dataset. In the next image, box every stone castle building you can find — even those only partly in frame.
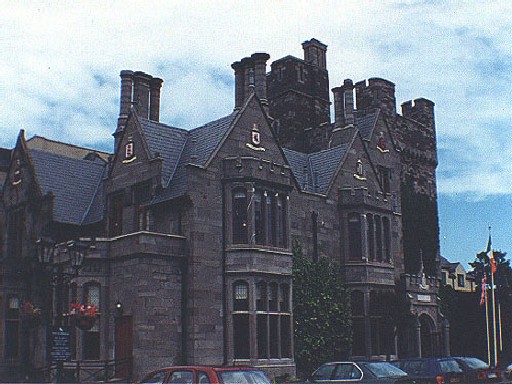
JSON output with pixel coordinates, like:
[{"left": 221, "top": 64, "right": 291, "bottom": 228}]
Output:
[{"left": 0, "top": 38, "right": 446, "bottom": 380}]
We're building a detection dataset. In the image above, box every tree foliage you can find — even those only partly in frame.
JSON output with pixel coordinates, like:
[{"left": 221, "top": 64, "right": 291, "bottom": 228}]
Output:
[{"left": 292, "top": 241, "right": 352, "bottom": 376}]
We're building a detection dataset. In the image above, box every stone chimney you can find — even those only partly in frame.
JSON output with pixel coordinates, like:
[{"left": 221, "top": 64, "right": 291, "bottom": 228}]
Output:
[
  {"left": 232, "top": 53, "right": 270, "bottom": 110},
  {"left": 332, "top": 79, "right": 355, "bottom": 128},
  {"left": 302, "top": 38, "right": 327, "bottom": 70},
  {"left": 133, "top": 71, "right": 152, "bottom": 119},
  {"left": 118, "top": 70, "right": 134, "bottom": 132},
  {"left": 114, "top": 70, "right": 162, "bottom": 150},
  {"left": 149, "top": 77, "right": 163, "bottom": 122}
]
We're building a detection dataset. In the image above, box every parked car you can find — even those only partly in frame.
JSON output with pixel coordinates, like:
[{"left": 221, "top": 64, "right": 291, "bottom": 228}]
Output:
[
  {"left": 392, "top": 358, "right": 465, "bottom": 384},
  {"left": 453, "top": 357, "right": 503, "bottom": 384},
  {"left": 139, "top": 365, "right": 272, "bottom": 384},
  {"left": 306, "top": 360, "right": 424, "bottom": 384}
]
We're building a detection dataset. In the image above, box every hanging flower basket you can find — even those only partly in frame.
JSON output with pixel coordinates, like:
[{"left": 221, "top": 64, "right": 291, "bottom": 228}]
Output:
[
  {"left": 20, "top": 301, "right": 42, "bottom": 329},
  {"left": 70, "top": 303, "right": 97, "bottom": 331}
]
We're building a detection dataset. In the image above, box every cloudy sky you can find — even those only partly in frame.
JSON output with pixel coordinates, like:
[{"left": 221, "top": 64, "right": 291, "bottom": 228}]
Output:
[{"left": 1, "top": 0, "right": 511, "bottom": 267}]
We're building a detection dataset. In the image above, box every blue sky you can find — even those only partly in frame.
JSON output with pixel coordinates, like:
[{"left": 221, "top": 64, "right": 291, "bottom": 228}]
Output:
[{"left": 1, "top": 1, "right": 511, "bottom": 269}]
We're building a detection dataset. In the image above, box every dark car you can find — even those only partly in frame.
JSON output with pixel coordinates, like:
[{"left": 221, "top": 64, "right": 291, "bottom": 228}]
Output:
[
  {"left": 307, "top": 360, "right": 420, "bottom": 384},
  {"left": 392, "top": 358, "right": 465, "bottom": 384},
  {"left": 139, "top": 365, "right": 272, "bottom": 384},
  {"left": 453, "top": 357, "right": 503, "bottom": 384}
]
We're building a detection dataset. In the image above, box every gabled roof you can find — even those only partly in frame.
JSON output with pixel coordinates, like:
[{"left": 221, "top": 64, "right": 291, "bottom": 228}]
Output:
[
  {"left": 30, "top": 149, "right": 106, "bottom": 225},
  {"left": 283, "top": 144, "right": 349, "bottom": 195},
  {"left": 148, "top": 111, "right": 239, "bottom": 203}
]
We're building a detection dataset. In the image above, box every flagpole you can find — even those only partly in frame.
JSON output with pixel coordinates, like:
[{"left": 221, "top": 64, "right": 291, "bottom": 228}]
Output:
[
  {"left": 485, "top": 284, "right": 491, "bottom": 366},
  {"left": 498, "top": 302, "right": 502, "bottom": 352},
  {"left": 491, "top": 257, "right": 498, "bottom": 367}
]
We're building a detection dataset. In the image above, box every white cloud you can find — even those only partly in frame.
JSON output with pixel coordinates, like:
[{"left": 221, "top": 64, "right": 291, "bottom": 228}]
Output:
[{"left": 2, "top": 0, "right": 511, "bottom": 198}]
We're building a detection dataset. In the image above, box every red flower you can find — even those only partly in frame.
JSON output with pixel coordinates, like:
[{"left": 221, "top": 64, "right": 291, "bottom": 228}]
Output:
[{"left": 70, "top": 303, "right": 97, "bottom": 317}]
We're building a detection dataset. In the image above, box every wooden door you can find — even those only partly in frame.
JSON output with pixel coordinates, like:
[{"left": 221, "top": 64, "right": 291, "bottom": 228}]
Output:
[{"left": 114, "top": 316, "right": 133, "bottom": 378}]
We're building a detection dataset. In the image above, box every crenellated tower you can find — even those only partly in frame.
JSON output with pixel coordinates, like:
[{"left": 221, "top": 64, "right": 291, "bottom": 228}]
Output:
[{"left": 267, "top": 38, "right": 331, "bottom": 153}]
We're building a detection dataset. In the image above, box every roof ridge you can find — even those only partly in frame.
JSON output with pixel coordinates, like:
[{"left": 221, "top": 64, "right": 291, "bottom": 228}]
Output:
[
  {"left": 189, "top": 111, "right": 237, "bottom": 133},
  {"left": 165, "top": 132, "right": 190, "bottom": 188},
  {"left": 138, "top": 117, "right": 188, "bottom": 133},
  {"left": 80, "top": 166, "right": 106, "bottom": 225},
  {"left": 30, "top": 148, "right": 106, "bottom": 168},
  {"left": 27, "top": 135, "right": 111, "bottom": 157}
]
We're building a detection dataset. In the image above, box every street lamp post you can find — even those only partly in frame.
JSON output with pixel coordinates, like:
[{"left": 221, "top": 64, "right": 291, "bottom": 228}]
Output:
[{"left": 36, "top": 237, "right": 87, "bottom": 383}]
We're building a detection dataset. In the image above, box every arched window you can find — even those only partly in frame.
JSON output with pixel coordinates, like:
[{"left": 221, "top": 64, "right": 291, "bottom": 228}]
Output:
[
  {"left": 254, "top": 190, "right": 265, "bottom": 245},
  {"left": 348, "top": 213, "right": 362, "bottom": 261},
  {"left": 233, "top": 189, "right": 248, "bottom": 244},
  {"left": 83, "top": 283, "right": 101, "bottom": 360},
  {"left": 233, "top": 281, "right": 249, "bottom": 359},
  {"left": 233, "top": 281, "right": 249, "bottom": 311}
]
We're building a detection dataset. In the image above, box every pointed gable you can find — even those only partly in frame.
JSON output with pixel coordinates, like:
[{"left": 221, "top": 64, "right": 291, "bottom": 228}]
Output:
[{"left": 283, "top": 144, "right": 348, "bottom": 195}]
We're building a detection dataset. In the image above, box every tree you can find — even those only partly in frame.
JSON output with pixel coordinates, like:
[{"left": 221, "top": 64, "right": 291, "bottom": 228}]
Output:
[{"left": 292, "top": 241, "right": 352, "bottom": 376}]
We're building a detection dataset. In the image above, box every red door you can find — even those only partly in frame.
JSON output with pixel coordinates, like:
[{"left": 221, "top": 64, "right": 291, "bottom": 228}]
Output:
[{"left": 114, "top": 316, "right": 133, "bottom": 378}]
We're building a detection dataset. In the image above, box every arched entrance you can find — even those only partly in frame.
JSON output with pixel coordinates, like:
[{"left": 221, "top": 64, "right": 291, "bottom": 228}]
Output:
[{"left": 419, "top": 314, "right": 436, "bottom": 357}]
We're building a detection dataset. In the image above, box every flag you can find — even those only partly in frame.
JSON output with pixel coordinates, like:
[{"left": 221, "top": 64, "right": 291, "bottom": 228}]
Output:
[
  {"left": 490, "top": 251, "right": 497, "bottom": 274},
  {"left": 486, "top": 229, "right": 497, "bottom": 274},
  {"left": 480, "top": 276, "right": 487, "bottom": 306}
]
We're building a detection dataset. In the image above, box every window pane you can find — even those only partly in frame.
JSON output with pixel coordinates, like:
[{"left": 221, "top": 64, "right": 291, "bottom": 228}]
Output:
[
  {"left": 348, "top": 213, "right": 362, "bottom": 261},
  {"left": 256, "top": 282, "right": 267, "bottom": 311},
  {"left": 383, "top": 217, "right": 391, "bottom": 262},
  {"left": 367, "top": 214, "right": 375, "bottom": 261},
  {"left": 5, "top": 321, "right": 19, "bottom": 358},
  {"left": 281, "top": 315, "right": 291, "bottom": 358},
  {"left": 233, "top": 314, "right": 250, "bottom": 358},
  {"left": 254, "top": 190, "right": 265, "bottom": 245},
  {"left": 169, "top": 370, "right": 193, "bottom": 384},
  {"left": 265, "top": 194, "right": 273, "bottom": 245},
  {"left": 280, "top": 284, "right": 290, "bottom": 312},
  {"left": 375, "top": 216, "right": 383, "bottom": 262},
  {"left": 257, "top": 314, "right": 268, "bottom": 358},
  {"left": 269, "top": 316, "right": 279, "bottom": 358},
  {"left": 233, "top": 190, "right": 248, "bottom": 244}
]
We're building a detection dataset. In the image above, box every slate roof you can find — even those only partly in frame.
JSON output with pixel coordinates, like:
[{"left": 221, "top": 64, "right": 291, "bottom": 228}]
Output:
[
  {"left": 30, "top": 149, "right": 106, "bottom": 225},
  {"left": 149, "top": 112, "right": 238, "bottom": 203},
  {"left": 283, "top": 144, "right": 348, "bottom": 195},
  {"left": 139, "top": 118, "right": 188, "bottom": 187},
  {"left": 355, "top": 109, "right": 380, "bottom": 140}
]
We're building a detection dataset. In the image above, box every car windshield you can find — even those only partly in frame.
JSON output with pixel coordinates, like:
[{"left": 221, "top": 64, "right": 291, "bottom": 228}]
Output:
[
  {"left": 364, "top": 362, "right": 408, "bottom": 378},
  {"left": 218, "top": 370, "right": 271, "bottom": 384},
  {"left": 459, "top": 358, "right": 489, "bottom": 370},
  {"left": 440, "top": 360, "right": 463, "bottom": 373}
]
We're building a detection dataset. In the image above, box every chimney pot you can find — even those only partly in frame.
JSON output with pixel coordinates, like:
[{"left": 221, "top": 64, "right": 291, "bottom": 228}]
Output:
[
  {"left": 149, "top": 77, "right": 163, "bottom": 122},
  {"left": 133, "top": 71, "right": 152, "bottom": 119}
]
